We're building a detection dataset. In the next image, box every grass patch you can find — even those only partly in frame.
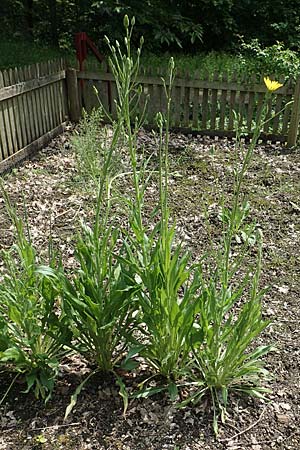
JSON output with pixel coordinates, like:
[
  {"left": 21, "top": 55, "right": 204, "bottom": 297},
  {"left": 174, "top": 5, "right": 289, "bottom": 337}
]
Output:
[{"left": 0, "top": 39, "right": 68, "bottom": 70}]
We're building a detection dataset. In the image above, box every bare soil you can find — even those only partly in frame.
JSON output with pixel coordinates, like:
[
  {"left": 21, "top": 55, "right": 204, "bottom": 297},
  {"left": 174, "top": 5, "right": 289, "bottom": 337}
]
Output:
[{"left": 0, "top": 128, "right": 299, "bottom": 450}]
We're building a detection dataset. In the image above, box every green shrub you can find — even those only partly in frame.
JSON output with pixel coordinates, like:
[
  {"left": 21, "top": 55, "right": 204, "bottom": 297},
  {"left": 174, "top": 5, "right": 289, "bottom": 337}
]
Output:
[{"left": 238, "top": 39, "right": 300, "bottom": 80}]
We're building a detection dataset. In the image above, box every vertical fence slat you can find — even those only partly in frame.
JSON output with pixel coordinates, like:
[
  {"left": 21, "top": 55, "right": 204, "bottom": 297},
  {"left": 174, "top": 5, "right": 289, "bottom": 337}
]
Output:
[
  {"left": 50, "top": 60, "right": 58, "bottom": 126},
  {"left": 246, "top": 76, "right": 256, "bottom": 132},
  {"left": 30, "top": 64, "right": 41, "bottom": 139},
  {"left": 210, "top": 72, "right": 219, "bottom": 130},
  {"left": 282, "top": 98, "right": 292, "bottom": 135},
  {"left": 173, "top": 84, "right": 181, "bottom": 127},
  {"left": 263, "top": 97, "right": 273, "bottom": 134},
  {"left": 9, "top": 68, "right": 24, "bottom": 151},
  {"left": 66, "top": 67, "right": 80, "bottom": 122},
  {"left": 22, "top": 66, "right": 34, "bottom": 144},
  {"left": 201, "top": 70, "right": 209, "bottom": 129},
  {"left": 0, "top": 71, "right": 10, "bottom": 160},
  {"left": 8, "top": 69, "right": 21, "bottom": 151},
  {"left": 57, "top": 59, "right": 65, "bottom": 123},
  {"left": 228, "top": 72, "right": 237, "bottom": 130},
  {"left": 192, "top": 85, "right": 199, "bottom": 129},
  {"left": 41, "top": 62, "right": 51, "bottom": 132},
  {"left": 3, "top": 69, "right": 18, "bottom": 156},
  {"left": 182, "top": 86, "right": 189, "bottom": 127},
  {"left": 35, "top": 63, "right": 45, "bottom": 137},
  {"left": 47, "top": 61, "right": 56, "bottom": 129},
  {"left": 287, "top": 77, "right": 300, "bottom": 147},
  {"left": 238, "top": 90, "right": 246, "bottom": 129},
  {"left": 182, "top": 70, "right": 190, "bottom": 127},
  {"left": 272, "top": 94, "right": 283, "bottom": 134},
  {"left": 15, "top": 66, "right": 29, "bottom": 146},
  {"left": 42, "top": 62, "right": 51, "bottom": 133},
  {"left": 219, "top": 72, "right": 228, "bottom": 130},
  {"left": 28, "top": 64, "right": 40, "bottom": 140}
]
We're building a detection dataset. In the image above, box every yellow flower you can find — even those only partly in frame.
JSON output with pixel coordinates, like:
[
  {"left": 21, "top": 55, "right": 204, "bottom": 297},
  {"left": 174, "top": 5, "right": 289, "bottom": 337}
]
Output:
[{"left": 264, "top": 76, "right": 283, "bottom": 92}]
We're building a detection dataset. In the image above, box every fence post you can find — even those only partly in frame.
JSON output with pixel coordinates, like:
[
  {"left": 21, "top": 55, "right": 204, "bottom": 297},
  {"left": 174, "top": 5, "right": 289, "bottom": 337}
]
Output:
[
  {"left": 287, "top": 77, "right": 300, "bottom": 147},
  {"left": 66, "top": 68, "right": 81, "bottom": 122}
]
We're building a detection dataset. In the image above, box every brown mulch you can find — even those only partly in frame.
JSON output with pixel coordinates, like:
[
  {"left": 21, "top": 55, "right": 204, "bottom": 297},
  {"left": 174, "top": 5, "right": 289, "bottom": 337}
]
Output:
[{"left": 0, "top": 128, "right": 299, "bottom": 450}]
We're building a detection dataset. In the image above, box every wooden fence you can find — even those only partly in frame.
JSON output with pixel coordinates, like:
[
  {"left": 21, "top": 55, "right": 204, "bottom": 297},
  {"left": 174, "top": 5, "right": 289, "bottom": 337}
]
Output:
[
  {"left": 1, "top": 59, "right": 300, "bottom": 173},
  {"left": 0, "top": 59, "right": 68, "bottom": 172},
  {"left": 76, "top": 66, "right": 300, "bottom": 145}
]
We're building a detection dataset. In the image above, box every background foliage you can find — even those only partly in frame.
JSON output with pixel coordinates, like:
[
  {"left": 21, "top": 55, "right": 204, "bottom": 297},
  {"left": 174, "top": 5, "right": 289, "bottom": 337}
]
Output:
[{"left": 1, "top": 0, "right": 300, "bottom": 53}]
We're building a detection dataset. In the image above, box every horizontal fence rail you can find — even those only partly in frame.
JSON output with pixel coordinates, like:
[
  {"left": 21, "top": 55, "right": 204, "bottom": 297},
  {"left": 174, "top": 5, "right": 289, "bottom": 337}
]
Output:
[
  {"left": 0, "top": 59, "right": 68, "bottom": 171},
  {"left": 1, "top": 59, "right": 300, "bottom": 173}
]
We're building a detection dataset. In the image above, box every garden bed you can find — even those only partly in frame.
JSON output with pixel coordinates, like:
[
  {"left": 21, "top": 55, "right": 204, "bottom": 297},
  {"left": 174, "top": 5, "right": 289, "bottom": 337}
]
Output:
[{"left": 0, "top": 129, "right": 299, "bottom": 450}]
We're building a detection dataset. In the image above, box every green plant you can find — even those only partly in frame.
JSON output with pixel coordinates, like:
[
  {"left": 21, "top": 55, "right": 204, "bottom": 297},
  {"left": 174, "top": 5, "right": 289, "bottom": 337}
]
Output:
[
  {"left": 0, "top": 188, "right": 70, "bottom": 401},
  {"left": 181, "top": 86, "right": 278, "bottom": 434},
  {"left": 62, "top": 56, "right": 139, "bottom": 374},
  {"left": 61, "top": 221, "right": 139, "bottom": 373},
  {"left": 238, "top": 39, "right": 300, "bottom": 80},
  {"left": 71, "top": 107, "right": 122, "bottom": 187},
  {"left": 105, "top": 19, "right": 201, "bottom": 390}
]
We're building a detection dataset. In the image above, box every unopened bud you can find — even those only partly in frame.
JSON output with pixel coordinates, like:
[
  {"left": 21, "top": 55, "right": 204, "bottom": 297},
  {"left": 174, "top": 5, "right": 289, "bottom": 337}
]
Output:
[
  {"left": 123, "top": 15, "right": 129, "bottom": 28},
  {"left": 169, "top": 57, "right": 175, "bottom": 71},
  {"left": 156, "top": 112, "right": 164, "bottom": 128}
]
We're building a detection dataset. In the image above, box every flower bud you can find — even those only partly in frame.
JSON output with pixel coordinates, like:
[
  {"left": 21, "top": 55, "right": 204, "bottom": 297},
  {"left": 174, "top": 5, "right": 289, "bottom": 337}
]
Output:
[
  {"left": 156, "top": 112, "right": 164, "bottom": 128},
  {"left": 169, "top": 57, "right": 175, "bottom": 71},
  {"left": 123, "top": 15, "right": 129, "bottom": 28}
]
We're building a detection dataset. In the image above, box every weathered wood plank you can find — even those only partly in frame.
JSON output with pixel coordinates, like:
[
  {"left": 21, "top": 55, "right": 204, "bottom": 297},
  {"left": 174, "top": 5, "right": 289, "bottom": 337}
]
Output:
[
  {"left": 246, "top": 79, "right": 256, "bottom": 132},
  {"left": 192, "top": 85, "right": 199, "bottom": 129},
  {"left": 219, "top": 73, "right": 228, "bottom": 130},
  {"left": 0, "top": 70, "right": 66, "bottom": 101},
  {"left": 34, "top": 63, "right": 44, "bottom": 138},
  {"left": 282, "top": 97, "right": 292, "bottom": 135},
  {"left": 210, "top": 72, "right": 219, "bottom": 130},
  {"left": 40, "top": 62, "right": 51, "bottom": 133},
  {"left": 16, "top": 67, "right": 29, "bottom": 146},
  {"left": 47, "top": 61, "right": 57, "bottom": 130},
  {"left": 0, "top": 71, "right": 9, "bottom": 161},
  {"left": 23, "top": 66, "right": 35, "bottom": 143},
  {"left": 287, "top": 77, "right": 300, "bottom": 147},
  {"left": 66, "top": 68, "right": 81, "bottom": 121},
  {"left": 2, "top": 69, "right": 18, "bottom": 156},
  {"left": 228, "top": 72, "right": 238, "bottom": 130},
  {"left": 0, "top": 122, "right": 67, "bottom": 174},
  {"left": 263, "top": 97, "right": 273, "bottom": 134},
  {"left": 272, "top": 93, "right": 283, "bottom": 134}
]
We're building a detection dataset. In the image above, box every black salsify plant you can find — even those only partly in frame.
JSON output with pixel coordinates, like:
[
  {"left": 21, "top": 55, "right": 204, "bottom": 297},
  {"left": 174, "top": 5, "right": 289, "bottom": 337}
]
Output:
[
  {"left": 61, "top": 16, "right": 146, "bottom": 419},
  {"left": 107, "top": 17, "right": 204, "bottom": 401},
  {"left": 179, "top": 80, "right": 290, "bottom": 435},
  {"left": 0, "top": 185, "right": 71, "bottom": 403}
]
